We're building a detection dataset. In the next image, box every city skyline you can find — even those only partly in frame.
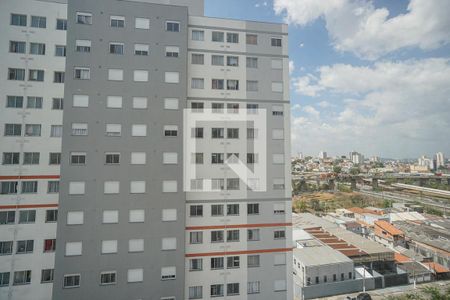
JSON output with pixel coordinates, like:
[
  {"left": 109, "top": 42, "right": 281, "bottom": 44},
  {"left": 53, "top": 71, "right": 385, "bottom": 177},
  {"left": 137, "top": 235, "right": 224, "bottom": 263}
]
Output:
[{"left": 205, "top": 0, "right": 450, "bottom": 158}]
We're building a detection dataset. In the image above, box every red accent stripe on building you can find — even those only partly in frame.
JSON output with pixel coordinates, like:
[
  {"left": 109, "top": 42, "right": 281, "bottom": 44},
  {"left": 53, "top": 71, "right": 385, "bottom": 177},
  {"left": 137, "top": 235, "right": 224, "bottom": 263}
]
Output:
[
  {"left": 0, "top": 204, "right": 58, "bottom": 209},
  {"left": 0, "top": 175, "right": 60, "bottom": 180},
  {"left": 186, "top": 222, "right": 292, "bottom": 230},
  {"left": 186, "top": 247, "right": 293, "bottom": 257}
]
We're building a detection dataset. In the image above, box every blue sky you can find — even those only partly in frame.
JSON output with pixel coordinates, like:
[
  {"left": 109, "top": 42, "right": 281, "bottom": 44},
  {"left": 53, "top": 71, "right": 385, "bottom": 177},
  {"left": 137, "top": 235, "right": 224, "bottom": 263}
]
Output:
[{"left": 205, "top": 0, "right": 450, "bottom": 159}]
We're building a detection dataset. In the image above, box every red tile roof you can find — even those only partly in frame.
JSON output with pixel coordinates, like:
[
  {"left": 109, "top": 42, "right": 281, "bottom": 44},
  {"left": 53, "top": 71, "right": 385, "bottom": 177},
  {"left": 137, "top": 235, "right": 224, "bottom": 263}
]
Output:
[
  {"left": 424, "top": 262, "right": 450, "bottom": 273},
  {"left": 395, "top": 253, "right": 412, "bottom": 263},
  {"left": 375, "top": 220, "right": 404, "bottom": 236}
]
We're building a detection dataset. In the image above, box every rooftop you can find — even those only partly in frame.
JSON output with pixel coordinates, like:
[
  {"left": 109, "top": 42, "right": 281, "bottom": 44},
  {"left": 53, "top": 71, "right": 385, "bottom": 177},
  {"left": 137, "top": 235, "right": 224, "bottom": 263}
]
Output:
[
  {"left": 293, "top": 246, "right": 353, "bottom": 267},
  {"left": 375, "top": 220, "right": 404, "bottom": 236}
]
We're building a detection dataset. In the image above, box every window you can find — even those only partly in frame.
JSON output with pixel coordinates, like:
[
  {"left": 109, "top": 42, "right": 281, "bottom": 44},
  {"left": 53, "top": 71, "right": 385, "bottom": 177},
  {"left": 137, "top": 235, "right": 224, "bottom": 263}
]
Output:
[
  {"left": 166, "top": 21, "right": 180, "bottom": 32},
  {"left": 162, "top": 209, "right": 177, "bottom": 221},
  {"left": 110, "top": 16, "right": 125, "bottom": 28},
  {"left": 227, "top": 230, "right": 240, "bottom": 242},
  {"left": 190, "top": 205, "right": 203, "bottom": 217},
  {"left": 108, "top": 69, "right": 123, "bottom": 81},
  {"left": 191, "top": 102, "right": 204, "bottom": 112},
  {"left": 162, "top": 238, "right": 176, "bottom": 250},
  {"left": 44, "top": 239, "right": 56, "bottom": 252},
  {"left": 192, "top": 30, "right": 204, "bottom": 41},
  {"left": 271, "top": 37, "right": 282, "bottom": 47},
  {"left": 31, "top": 16, "right": 46, "bottom": 28},
  {"left": 47, "top": 181, "right": 59, "bottom": 194},
  {"left": 19, "top": 210, "right": 36, "bottom": 224},
  {"left": 131, "top": 152, "right": 146, "bottom": 165},
  {"left": 227, "top": 80, "right": 239, "bottom": 90},
  {"left": 247, "top": 203, "right": 259, "bottom": 215},
  {"left": 227, "top": 204, "right": 239, "bottom": 216},
  {"left": 165, "top": 72, "right": 179, "bottom": 83},
  {"left": 106, "top": 96, "right": 122, "bottom": 108},
  {"left": 211, "top": 284, "right": 224, "bottom": 297},
  {"left": 68, "top": 181, "right": 85, "bottom": 195},
  {"left": 211, "top": 257, "right": 224, "bottom": 269},
  {"left": 247, "top": 104, "right": 259, "bottom": 115},
  {"left": 163, "top": 181, "right": 177, "bottom": 193},
  {"left": 133, "top": 97, "right": 148, "bottom": 109},
  {"left": 127, "top": 269, "right": 143, "bottom": 282},
  {"left": 226, "top": 178, "right": 240, "bottom": 190},
  {"left": 227, "top": 256, "right": 240, "bottom": 269},
  {"left": 134, "top": 70, "right": 148, "bottom": 82},
  {"left": 72, "top": 95, "right": 89, "bottom": 107},
  {"left": 211, "top": 178, "right": 225, "bottom": 190},
  {"left": 163, "top": 152, "right": 178, "bottom": 164},
  {"left": 4, "top": 124, "right": 21, "bottom": 136},
  {"left": 25, "top": 124, "right": 41, "bottom": 136},
  {"left": 75, "top": 40, "right": 91, "bottom": 52},
  {"left": 161, "top": 266, "right": 176, "bottom": 280},
  {"left": 191, "top": 53, "right": 204, "bottom": 65},
  {"left": 211, "top": 231, "right": 224, "bottom": 243},
  {"left": 130, "top": 181, "right": 145, "bottom": 194},
  {"left": 189, "top": 286, "right": 203, "bottom": 299},
  {"left": 192, "top": 127, "right": 203, "bottom": 138},
  {"left": 189, "top": 231, "right": 203, "bottom": 244},
  {"left": 211, "top": 128, "right": 224, "bottom": 139},
  {"left": 29, "top": 43, "right": 45, "bottom": 55},
  {"left": 0, "top": 241, "right": 13, "bottom": 255},
  {"left": 165, "top": 46, "right": 179, "bottom": 57},
  {"left": 246, "top": 80, "right": 259, "bottom": 92},
  {"left": 227, "top": 33, "right": 239, "bottom": 43},
  {"left": 21, "top": 181, "right": 38, "bottom": 193},
  {"left": 67, "top": 211, "right": 84, "bottom": 225},
  {"left": 211, "top": 103, "right": 224, "bottom": 113},
  {"left": 247, "top": 153, "right": 259, "bottom": 164},
  {"left": 105, "top": 152, "right": 120, "bottom": 164},
  {"left": 23, "top": 152, "right": 40, "bottom": 164},
  {"left": 192, "top": 153, "right": 203, "bottom": 164},
  {"left": 273, "top": 203, "right": 286, "bottom": 215},
  {"left": 109, "top": 42, "right": 124, "bottom": 55},
  {"left": 0, "top": 182, "right": 18, "bottom": 195},
  {"left": 11, "top": 14, "right": 27, "bottom": 26},
  {"left": 8, "top": 68, "right": 25, "bottom": 80},
  {"left": 45, "top": 210, "right": 58, "bottom": 223},
  {"left": 227, "top": 128, "right": 239, "bottom": 139},
  {"left": 131, "top": 124, "right": 147, "bottom": 136},
  {"left": 246, "top": 57, "right": 258, "bottom": 68},
  {"left": 76, "top": 12, "right": 92, "bottom": 25},
  {"left": 55, "top": 45, "right": 66, "bottom": 57},
  {"left": 0, "top": 211, "right": 15, "bottom": 224},
  {"left": 72, "top": 123, "right": 88, "bottom": 136},
  {"left": 9, "top": 41, "right": 26, "bottom": 53},
  {"left": 29, "top": 69, "right": 44, "bottom": 81},
  {"left": 211, "top": 204, "right": 224, "bottom": 216},
  {"left": 135, "top": 17, "right": 149, "bottom": 29},
  {"left": 13, "top": 270, "right": 31, "bottom": 285},
  {"left": 227, "top": 283, "right": 239, "bottom": 296},
  {"left": 274, "top": 230, "right": 286, "bottom": 239},
  {"left": 54, "top": 71, "right": 65, "bottom": 83},
  {"left": 227, "top": 56, "right": 239, "bottom": 66},
  {"left": 3, "top": 152, "right": 19, "bottom": 165},
  {"left": 212, "top": 31, "right": 224, "bottom": 42},
  {"left": 6, "top": 96, "right": 23, "bottom": 108},
  {"left": 272, "top": 82, "right": 283, "bottom": 93},
  {"left": 210, "top": 153, "right": 224, "bottom": 164},
  {"left": 190, "top": 179, "right": 203, "bottom": 191},
  {"left": 134, "top": 44, "right": 149, "bottom": 55},
  {"left": 26, "top": 96, "right": 43, "bottom": 109},
  {"left": 248, "top": 281, "right": 260, "bottom": 294},
  {"left": 248, "top": 255, "right": 260, "bottom": 267},
  {"left": 63, "top": 274, "right": 80, "bottom": 288},
  {"left": 164, "top": 98, "right": 178, "bottom": 110},
  {"left": 247, "top": 229, "right": 260, "bottom": 241},
  {"left": 191, "top": 78, "right": 204, "bottom": 89},
  {"left": 74, "top": 67, "right": 90, "bottom": 80},
  {"left": 210, "top": 79, "right": 224, "bottom": 91},
  {"left": 227, "top": 103, "right": 239, "bottom": 114},
  {"left": 211, "top": 55, "right": 224, "bottom": 66},
  {"left": 246, "top": 34, "right": 258, "bottom": 45},
  {"left": 17, "top": 240, "right": 34, "bottom": 254},
  {"left": 56, "top": 19, "right": 67, "bottom": 30},
  {"left": 101, "top": 240, "right": 117, "bottom": 254},
  {"left": 272, "top": 105, "right": 284, "bottom": 116},
  {"left": 273, "top": 178, "right": 285, "bottom": 190},
  {"left": 104, "top": 182, "right": 120, "bottom": 194},
  {"left": 41, "top": 269, "right": 54, "bottom": 283},
  {"left": 100, "top": 271, "right": 116, "bottom": 285},
  {"left": 70, "top": 152, "right": 86, "bottom": 165}
]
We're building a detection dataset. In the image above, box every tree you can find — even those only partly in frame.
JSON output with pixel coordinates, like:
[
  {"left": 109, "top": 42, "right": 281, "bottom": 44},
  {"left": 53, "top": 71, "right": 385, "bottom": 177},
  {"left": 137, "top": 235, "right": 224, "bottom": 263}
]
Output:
[
  {"left": 295, "top": 201, "right": 307, "bottom": 213},
  {"left": 350, "top": 167, "right": 360, "bottom": 175},
  {"left": 383, "top": 199, "right": 393, "bottom": 208},
  {"left": 333, "top": 166, "right": 342, "bottom": 173}
]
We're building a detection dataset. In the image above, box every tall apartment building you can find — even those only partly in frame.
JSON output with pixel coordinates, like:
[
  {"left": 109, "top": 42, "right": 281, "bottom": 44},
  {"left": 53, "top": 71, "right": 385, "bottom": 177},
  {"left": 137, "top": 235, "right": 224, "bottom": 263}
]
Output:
[
  {"left": 52, "top": 0, "right": 292, "bottom": 300},
  {"left": 0, "top": 1, "right": 67, "bottom": 299}
]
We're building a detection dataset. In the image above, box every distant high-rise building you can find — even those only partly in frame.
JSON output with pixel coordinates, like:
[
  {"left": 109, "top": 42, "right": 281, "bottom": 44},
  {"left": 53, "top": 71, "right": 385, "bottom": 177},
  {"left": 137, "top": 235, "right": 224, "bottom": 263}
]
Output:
[
  {"left": 318, "top": 151, "right": 327, "bottom": 159},
  {"left": 418, "top": 155, "right": 433, "bottom": 170},
  {"left": 349, "top": 151, "right": 364, "bottom": 165},
  {"left": 435, "top": 152, "right": 445, "bottom": 169},
  {"left": 370, "top": 156, "right": 380, "bottom": 162}
]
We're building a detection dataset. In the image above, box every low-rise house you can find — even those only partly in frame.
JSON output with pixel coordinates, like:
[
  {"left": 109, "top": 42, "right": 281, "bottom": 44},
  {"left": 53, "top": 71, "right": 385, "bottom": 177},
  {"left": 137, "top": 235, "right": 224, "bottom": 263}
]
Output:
[{"left": 374, "top": 220, "right": 406, "bottom": 248}]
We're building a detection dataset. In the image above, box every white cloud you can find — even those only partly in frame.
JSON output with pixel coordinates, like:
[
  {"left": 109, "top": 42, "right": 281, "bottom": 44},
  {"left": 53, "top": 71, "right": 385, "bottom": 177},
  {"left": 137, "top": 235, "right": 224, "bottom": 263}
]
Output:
[
  {"left": 292, "top": 103, "right": 301, "bottom": 111},
  {"left": 290, "top": 58, "right": 450, "bottom": 157},
  {"left": 317, "top": 101, "right": 331, "bottom": 108},
  {"left": 289, "top": 60, "right": 295, "bottom": 74},
  {"left": 274, "top": 0, "right": 450, "bottom": 59},
  {"left": 293, "top": 75, "right": 323, "bottom": 96}
]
